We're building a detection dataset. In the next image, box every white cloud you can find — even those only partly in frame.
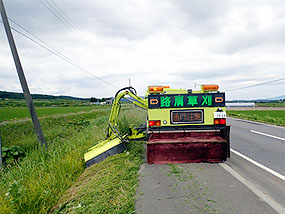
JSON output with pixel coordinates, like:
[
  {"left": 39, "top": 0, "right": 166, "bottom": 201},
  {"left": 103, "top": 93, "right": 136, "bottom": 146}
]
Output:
[{"left": 0, "top": 0, "right": 284, "bottom": 99}]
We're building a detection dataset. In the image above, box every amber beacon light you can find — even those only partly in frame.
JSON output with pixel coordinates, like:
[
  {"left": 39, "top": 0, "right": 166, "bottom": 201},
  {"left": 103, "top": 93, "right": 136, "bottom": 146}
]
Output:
[
  {"left": 202, "top": 84, "right": 219, "bottom": 91},
  {"left": 148, "top": 86, "right": 164, "bottom": 93}
]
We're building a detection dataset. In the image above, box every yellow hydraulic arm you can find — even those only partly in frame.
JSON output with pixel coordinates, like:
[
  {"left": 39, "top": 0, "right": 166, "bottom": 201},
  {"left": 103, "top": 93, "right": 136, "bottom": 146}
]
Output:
[
  {"left": 84, "top": 87, "right": 148, "bottom": 167},
  {"left": 106, "top": 87, "right": 148, "bottom": 139}
]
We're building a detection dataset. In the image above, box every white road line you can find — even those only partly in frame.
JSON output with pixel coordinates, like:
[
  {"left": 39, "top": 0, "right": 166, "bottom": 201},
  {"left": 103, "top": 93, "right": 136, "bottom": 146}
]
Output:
[
  {"left": 219, "top": 163, "right": 285, "bottom": 214},
  {"left": 250, "top": 130, "right": 285, "bottom": 141},
  {"left": 231, "top": 149, "right": 285, "bottom": 181}
]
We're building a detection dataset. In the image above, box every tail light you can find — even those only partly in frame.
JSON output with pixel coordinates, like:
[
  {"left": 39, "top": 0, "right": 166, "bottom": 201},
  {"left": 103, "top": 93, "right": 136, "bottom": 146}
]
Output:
[
  {"left": 220, "top": 118, "right": 226, "bottom": 125},
  {"left": 155, "top": 120, "right": 161, "bottom": 126},
  {"left": 149, "top": 120, "right": 161, "bottom": 127},
  {"left": 214, "top": 119, "right": 220, "bottom": 125},
  {"left": 214, "top": 118, "right": 226, "bottom": 125}
]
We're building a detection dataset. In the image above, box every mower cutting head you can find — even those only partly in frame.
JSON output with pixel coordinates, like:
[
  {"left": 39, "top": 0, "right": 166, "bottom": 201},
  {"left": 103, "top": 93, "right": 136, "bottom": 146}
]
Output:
[{"left": 84, "top": 137, "right": 127, "bottom": 167}]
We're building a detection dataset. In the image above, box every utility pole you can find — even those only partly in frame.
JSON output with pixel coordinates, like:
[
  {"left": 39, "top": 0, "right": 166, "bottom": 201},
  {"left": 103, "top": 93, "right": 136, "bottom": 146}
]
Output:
[{"left": 0, "top": 0, "right": 47, "bottom": 150}]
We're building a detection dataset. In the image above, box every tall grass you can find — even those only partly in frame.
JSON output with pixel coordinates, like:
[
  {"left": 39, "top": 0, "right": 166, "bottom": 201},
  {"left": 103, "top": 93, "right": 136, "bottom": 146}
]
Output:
[
  {"left": 52, "top": 140, "right": 144, "bottom": 214},
  {"left": 0, "top": 107, "right": 146, "bottom": 213},
  {"left": 0, "top": 110, "right": 109, "bottom": 213}
]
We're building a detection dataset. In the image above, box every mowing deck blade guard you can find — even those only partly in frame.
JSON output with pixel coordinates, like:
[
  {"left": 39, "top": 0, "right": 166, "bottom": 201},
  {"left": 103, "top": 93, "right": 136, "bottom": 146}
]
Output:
[{"left": 84, "top": 136, "right": 127, "bottom": 167}]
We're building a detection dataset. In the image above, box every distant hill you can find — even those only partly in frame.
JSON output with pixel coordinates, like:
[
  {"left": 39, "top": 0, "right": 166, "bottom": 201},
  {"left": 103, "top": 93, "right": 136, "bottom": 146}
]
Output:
[
  {"left": 266, "top": 95, "right": 285, "bottom": 100},
  {"left": 0, "top": 91, "right": 89, "bottom": 100},
  {"left": 227, "top": 95, "right": 285, "bottom": 103}
]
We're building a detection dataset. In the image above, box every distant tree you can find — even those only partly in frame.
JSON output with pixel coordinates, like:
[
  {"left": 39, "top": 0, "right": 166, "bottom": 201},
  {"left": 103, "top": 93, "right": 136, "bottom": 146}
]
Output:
[{"left": 90, "top": 97, "right": 97, "bottom": 102}]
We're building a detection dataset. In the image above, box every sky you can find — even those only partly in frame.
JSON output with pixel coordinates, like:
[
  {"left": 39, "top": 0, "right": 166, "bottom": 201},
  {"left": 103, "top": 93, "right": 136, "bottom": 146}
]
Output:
[{"left": 0, "top": 0, "right": 284, "bottom": 100}]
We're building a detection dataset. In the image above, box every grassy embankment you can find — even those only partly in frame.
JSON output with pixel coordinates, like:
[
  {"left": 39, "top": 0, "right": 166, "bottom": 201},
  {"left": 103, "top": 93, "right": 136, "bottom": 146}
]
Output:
[
  {"left": 0, "top": 106, "right": 146, "bottom": 213},
  {"left": 228, "top": 110, "right": 285, "bottom": 126}
]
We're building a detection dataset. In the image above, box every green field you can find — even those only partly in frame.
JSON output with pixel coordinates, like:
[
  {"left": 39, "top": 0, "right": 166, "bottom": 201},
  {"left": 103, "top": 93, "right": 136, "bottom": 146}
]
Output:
[
  {"left": 255, "top": 102, "right": 285, "bottom": 107},
  {"left": 228, "top": 110, "right": 285, "bottom": 126},
  {"left": 0, "top": 106, "right": 111, "bottom": 121}
]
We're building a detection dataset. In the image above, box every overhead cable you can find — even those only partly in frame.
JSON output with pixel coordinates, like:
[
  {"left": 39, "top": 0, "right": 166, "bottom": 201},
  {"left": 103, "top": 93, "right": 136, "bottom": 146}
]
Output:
[
  {"left": 225, "top": 77, "right": 285, "bottom": 92},
  {"left": 40, "top": 0, "right": 124, "bottom": 72},
  {"left": 0, "top": 19, "right": 118, "bottom": 88},
  {"left": 47, "top": 0, "right": 101, "bottom": 51},
  {"left": 8, "top": 17, "right": 71, "bottom": 62},
  {"left": 224, "top": 74, "right": 285, "bottom": 91},
  {"left": 39, "top": 0, "right": 107, "bottom": 59}
]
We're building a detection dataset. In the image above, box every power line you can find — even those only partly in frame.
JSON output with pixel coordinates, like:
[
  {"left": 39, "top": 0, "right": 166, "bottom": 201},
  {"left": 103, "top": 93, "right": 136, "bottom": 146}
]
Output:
[
  {"left": 47, "top": 0, "right": 101, "bottom": 51},
  {"left": 39, "top": 0, "right": 123, "bottom": 72},
  {"left": 38, "top": 0, "right": 106, "bottom": 58},
  {"left": 38, "top": 0, "right": 100, "bottom": 56},
  {"left": 225, "top": 77, "right": 285, "bottom": 92},
  {"left": 0, "top": 19, "right": 118, "bottom": 88},
  {"left": 224, "top": 74, "right": 285, "bottom": 91},
  {"left": 8, "top": 17, "right": 71, "bottom": 62},
  {"left": 38, "top": 0, "right": 75, "bottom": 34},
  {"left": 38, "top": 0, "right": 123, "bottom": 83}
]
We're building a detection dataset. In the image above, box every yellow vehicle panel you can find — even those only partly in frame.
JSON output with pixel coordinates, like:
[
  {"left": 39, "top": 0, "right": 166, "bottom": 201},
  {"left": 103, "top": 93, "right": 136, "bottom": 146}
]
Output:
[{"left": 148, "top": 107, "right": 226, "bottom": 126}]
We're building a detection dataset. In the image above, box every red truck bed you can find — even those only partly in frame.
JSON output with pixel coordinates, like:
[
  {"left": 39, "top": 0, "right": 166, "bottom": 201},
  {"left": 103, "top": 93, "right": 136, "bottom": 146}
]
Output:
[{"left": 147, "top": 127, "right": 230, "bottom": 164}]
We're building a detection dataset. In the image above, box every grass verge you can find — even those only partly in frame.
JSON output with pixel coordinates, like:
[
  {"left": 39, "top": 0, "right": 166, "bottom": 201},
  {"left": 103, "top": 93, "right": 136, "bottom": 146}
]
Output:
[
  {"left": 228, "top": 110, "right": 285, "bottom": 126},
  {"left": 51, "top": 141, "right": 144, "bottom": 214},
  {"left": 0, "top": 107, "right": 146, "bottom": 213}
]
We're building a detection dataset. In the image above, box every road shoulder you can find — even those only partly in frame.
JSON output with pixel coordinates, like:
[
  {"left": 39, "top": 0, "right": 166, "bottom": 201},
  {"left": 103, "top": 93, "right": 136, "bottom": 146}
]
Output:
[{"left": 136, "top": 162, "right": 277, "bottom": 214}]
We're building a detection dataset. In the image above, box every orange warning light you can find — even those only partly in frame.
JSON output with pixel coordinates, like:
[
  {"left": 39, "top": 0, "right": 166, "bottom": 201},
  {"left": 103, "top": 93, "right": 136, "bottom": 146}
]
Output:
[
  {"left": 202, "top": 84, "right": 219, "bottom": 91},
  {"left": 148, "top": 86, "right": 164, "bottom": 93}
]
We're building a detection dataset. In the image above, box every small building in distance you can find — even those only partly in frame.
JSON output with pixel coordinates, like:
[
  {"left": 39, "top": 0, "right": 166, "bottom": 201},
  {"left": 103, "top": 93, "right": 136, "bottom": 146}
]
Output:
[
  {"left": 105, "top": 98, "right": 113, "bottom": 105},
  {"left": 226, "top": 102, "right": 255, "bottom": 108},
  {"left": 90, "top": 97, "right": 113, "bottom": 105}
]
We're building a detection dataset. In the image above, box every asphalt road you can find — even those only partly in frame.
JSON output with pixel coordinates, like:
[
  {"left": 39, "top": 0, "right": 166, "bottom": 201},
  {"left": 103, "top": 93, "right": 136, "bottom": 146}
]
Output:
[
  {"left": 228, "top": 117, "right": 285, "bottom": 175},
  {"left": 136, "top": 119, "right": 285, "bottom": 214}
]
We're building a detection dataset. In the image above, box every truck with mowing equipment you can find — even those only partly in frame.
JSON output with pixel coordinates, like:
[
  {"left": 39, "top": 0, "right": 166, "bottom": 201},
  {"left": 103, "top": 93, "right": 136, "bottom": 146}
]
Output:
[{"left": 84, "top": 85, "right": 230, "bottom": 167}]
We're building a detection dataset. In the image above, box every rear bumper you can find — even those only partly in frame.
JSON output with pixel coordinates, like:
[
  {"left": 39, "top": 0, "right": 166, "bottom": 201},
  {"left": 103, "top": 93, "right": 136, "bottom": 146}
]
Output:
[
  {"left": 148, "top": 124, "right": 227, "bottom": 132},
  {"left": 147, "top": 125, "right": 230, "bottom": 164}
]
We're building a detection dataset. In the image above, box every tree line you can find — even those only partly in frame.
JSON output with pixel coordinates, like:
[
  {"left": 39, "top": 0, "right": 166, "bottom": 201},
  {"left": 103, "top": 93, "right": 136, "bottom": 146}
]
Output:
[{"left": 0, "top": 91, "right": 88, "bottom": 101}]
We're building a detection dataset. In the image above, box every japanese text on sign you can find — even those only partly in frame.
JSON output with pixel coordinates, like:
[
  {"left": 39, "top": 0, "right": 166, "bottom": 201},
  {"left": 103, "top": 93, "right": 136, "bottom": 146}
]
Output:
[
  {"left": 148, "top": 93, "right": 225, "bottom": 109},
  {"left": 171, "top": 110, "right": 203, "bottom": 124}
]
